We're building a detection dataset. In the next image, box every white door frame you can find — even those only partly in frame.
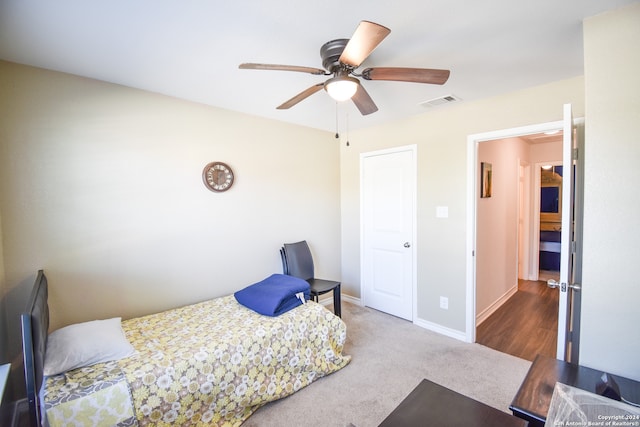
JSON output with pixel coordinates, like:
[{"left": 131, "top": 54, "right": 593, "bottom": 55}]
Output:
[
  {"left": 517, "top": 160, "right": 531, "bottom": 281},
  {"left": 360, "top": 144, "right": 417, "bottom": 322},
  {"left": 466, "top": 120, "right": 564, "bottom": 343}
]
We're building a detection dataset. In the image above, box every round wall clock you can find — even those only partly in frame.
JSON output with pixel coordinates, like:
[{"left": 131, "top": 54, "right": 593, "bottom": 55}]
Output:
[{"left": 202, "top": 162, "right": 234, "bottom": 192}]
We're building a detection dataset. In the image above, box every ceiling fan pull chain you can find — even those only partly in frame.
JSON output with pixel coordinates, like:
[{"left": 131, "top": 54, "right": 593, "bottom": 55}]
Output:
[
  {"left": 346, "top": 112, "right": 350, "bottom": 147},
  {"left": 335, "top": 102, "right": 340, "bottom": 139}
]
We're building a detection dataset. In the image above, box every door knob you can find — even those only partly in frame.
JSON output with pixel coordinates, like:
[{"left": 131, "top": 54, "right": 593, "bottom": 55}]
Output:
[
  {"left": 547, "top": 279, "right": 581, "bottom": 292},
  {"left": 404, "top": 242, "right": 411, "bottom": 248}
]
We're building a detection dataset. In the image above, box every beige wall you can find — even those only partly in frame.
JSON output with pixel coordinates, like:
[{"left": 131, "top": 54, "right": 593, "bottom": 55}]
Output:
[
  {"left": 0, "top": 212, "right": 5, "bottom": 364},
  {"left": 0, "top": 61, "right": 341, "bottom": 396},
  {"left": 340, "top": 76, "right": 585, "bottom": 334},
  {"left": 580, "top": 3, "right": 640, "bottom": 380},
  {"left": 476, "top": 137, "right": 529, "bottom": 317}
]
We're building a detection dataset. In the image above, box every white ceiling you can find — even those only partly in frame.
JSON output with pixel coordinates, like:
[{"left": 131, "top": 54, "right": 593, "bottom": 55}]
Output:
[{"left": 0, "top": 0, "right": 634, "bottom": 132}]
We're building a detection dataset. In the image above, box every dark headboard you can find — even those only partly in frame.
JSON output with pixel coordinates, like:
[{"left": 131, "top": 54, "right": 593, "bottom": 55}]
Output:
[{"left": 21, "top": 270, "right": 49, "bottom": 427}]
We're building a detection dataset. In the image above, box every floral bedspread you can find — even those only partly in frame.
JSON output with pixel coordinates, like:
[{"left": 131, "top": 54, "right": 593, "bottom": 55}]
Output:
[
  {"left": 44, "top": 296, "right": 350, "bottom": 426},
  {"left": 44, "top": 362, "right": 137, "bottom": 426}
]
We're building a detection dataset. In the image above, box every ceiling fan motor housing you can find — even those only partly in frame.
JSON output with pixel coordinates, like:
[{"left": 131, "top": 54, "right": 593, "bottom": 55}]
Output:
[{"left": 320, "top": 39, "right": 350, "bottom": 72}]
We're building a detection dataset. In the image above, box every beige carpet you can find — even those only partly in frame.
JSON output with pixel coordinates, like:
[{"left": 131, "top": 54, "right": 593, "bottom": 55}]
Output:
[{"left": 244, "top": 302, "right": 532, "bottom": 427}]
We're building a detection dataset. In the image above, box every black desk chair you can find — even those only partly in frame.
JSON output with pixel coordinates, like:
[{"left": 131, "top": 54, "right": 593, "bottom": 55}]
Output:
[{"left": 280, "top": 240, "right": 341, "bottom": 317}]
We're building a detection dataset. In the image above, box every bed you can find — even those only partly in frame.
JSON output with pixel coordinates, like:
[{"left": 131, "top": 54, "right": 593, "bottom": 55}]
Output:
[{"left": 21, "top": 270, "right": 351, "bottom": 426}]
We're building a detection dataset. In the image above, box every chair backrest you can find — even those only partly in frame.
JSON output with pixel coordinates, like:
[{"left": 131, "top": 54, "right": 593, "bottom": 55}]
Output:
[
  {"left": 282, "top": 241, "right": 314, "bottom": 281},
  {"left": 280, "top": 248, "right": 288, "bottom": 275}
]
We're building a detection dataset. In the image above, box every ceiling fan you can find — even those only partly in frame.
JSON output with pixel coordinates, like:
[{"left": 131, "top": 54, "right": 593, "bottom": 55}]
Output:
[{"left": 239, "top": 21, "right": 450, "bottom": 115}]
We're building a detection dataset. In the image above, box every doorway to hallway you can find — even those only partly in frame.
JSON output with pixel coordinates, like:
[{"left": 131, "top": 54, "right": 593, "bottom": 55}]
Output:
[
  {"left": 468, "top": 122, "right": 564, "bottom": 359},
  {"left": 468, "top": 106, "right": 583, "bottom": 362}
]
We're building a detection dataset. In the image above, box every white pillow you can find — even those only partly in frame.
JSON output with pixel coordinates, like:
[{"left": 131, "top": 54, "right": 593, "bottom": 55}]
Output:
[{"left": 43, "top": 317, "right": 135, "bottom": 376}]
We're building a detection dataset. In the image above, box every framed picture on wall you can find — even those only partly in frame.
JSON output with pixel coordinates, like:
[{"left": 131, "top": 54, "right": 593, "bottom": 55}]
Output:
[{"left": 481, "top": 162, "right": 492, "bottom": 198}]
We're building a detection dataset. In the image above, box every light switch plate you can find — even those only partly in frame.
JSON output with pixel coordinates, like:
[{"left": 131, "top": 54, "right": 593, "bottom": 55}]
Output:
[
  {"left": 440, "top": 296, "right": 449, "bottom": 310},
  {"left": 436, "top": 206, "right": 449, "bottom": 218}
]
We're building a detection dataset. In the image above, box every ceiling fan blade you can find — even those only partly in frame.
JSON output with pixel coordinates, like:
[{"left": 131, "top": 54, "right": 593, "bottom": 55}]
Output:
[
  {"left": 277, "top": 83, "right": 324, "bottom": 109},
  {"left": 239, "top": 63, "right": 327, "bottom": 75},
  {"left": 362, "top": 67, "right": 450, "bottom": 85},
  {"left": 339, "top": 21, "right": 391, "bottom": 68},
  {"left": 351, "top": 85, "right": 378, "bottom": 115}
]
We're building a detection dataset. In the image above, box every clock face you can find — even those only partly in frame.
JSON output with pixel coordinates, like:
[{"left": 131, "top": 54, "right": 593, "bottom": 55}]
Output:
[{"left": 202, "top": 162, "right": 234, "bottom": 192}]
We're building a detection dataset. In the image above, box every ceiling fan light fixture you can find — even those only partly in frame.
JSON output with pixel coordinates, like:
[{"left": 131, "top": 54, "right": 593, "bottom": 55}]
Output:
[{"left": 324, "top": 75, "right": 359, "bottom": 102}]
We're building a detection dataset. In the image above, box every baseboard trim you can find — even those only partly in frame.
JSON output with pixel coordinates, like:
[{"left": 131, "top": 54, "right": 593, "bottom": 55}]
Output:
[
  {"left": 328, "top": 294, "right": 467, "bottom": 343},
  {"left": 318, "top": 293, "right": 361, "bottom": 307},
  {"left": 475, "top": 284, "right": 519, "bottom": 326},
  {"left": 413, "top": 318, "right": 469, "bottom": 342},
  {"left": 340, "top": 294, "right": 361, "bottom": 306}
]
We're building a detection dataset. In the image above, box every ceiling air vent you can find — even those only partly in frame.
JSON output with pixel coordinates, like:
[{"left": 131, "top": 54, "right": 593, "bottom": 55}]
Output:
[{"left": 420, "top": 94, "right": 461, "bottom": 108}]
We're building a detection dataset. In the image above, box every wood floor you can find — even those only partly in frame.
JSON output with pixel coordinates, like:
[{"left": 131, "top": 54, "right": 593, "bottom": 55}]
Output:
[{"left": 476, "top": 279, "right": 558, "bottom": 361}]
